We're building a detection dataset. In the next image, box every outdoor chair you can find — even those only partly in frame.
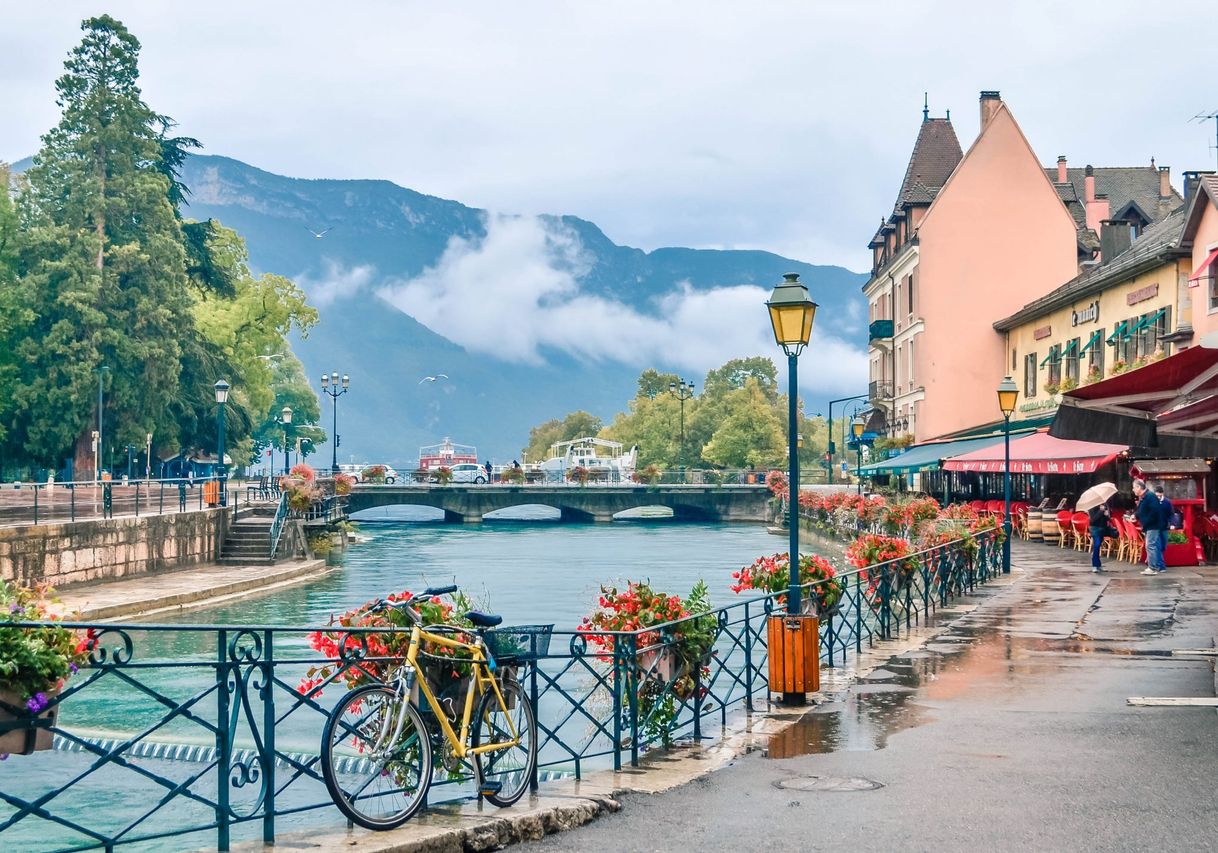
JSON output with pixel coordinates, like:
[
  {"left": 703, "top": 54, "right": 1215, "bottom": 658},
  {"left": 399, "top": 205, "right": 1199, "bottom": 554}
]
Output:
[
  {"left": 246, "top": 475, "right": 271, "bottom": 502},
  {"left": 1014, "top": 506, "right": 1028, "bottom": 540},
  {"left": 1071, "top": 512, "right": 1089, "bottom": 552},
  {"left": 1056, "top": 510, "right": 1075, "bottom": 549}
]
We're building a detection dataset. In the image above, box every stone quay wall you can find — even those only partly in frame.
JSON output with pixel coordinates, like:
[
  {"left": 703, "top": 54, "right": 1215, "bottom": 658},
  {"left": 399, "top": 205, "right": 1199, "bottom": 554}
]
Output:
[{"left": 0, "top": 509, "right": 227, "bottom": 588}]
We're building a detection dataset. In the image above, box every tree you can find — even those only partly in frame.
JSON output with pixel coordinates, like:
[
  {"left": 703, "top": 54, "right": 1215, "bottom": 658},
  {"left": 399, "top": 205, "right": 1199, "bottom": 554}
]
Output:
[
  {"left": 599, "top": 394, "right": 684, "bottom": 469},
  {"left": 13, "top": 16, "right": 193, "bottom": 472},
  {"left": 700, "top": 379, "right": 786, "bottom": 469},
  {"left": 251, "top": 354, "right": 325, "bottom": 472},
  {"left": 635, "top": 369, "right": 681, "bottom": 400},
  {"left": 702, "top": 357, "right": 778, "bottom": 403},
  {"left": 0, "top": 165, "right": 29, "bottom": 455},
  {"left": 522, "top": 411, "right": 603, "bottom": 462}
]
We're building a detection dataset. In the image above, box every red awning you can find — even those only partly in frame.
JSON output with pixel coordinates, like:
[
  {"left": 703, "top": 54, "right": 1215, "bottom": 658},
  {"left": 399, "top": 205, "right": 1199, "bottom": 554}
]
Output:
[
  {"left": 1188, "top": 247, "right": 1218, "bottom": 287},
  {"left": 942, "top": 431, "right": 1125, "bottom": 474}
]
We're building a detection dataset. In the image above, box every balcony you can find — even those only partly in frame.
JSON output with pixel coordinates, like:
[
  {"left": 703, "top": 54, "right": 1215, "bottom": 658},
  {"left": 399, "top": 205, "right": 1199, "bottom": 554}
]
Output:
[
  {"left": 868, "top": 319, "right": 894, "bottom": 341},
  {"left": 869, "top": 380, "right": 893, "bottom": 402}
]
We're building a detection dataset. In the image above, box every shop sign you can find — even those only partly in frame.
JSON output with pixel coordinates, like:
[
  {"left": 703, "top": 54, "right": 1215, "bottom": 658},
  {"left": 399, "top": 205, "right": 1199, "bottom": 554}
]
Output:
[
  {"left": 1018, "top": 398, "right": 1058, "bottom": 414},
  {"left": 1071, "top": 300, "right": 1100, "bottom": 327},
  {"left": 1032, "top": 325, "right": 1052, "bottom": 340},
  {"left": 1126, "top": 283, "right": 1159, "bottom": 306}
]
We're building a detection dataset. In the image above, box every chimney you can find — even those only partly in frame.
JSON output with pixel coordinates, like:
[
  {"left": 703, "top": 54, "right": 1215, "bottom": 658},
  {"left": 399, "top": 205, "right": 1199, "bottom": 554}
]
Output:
[
  {"left": 1183, "top": 171, "right": 1208, "bottom": 201},
  {"left": 1100, "top": 220, "right": 1132, "bottom": 262},
  {"left": 979, "top": 91, "right": 1001, "bottom": 130},
  {"left": 1159, "top": 165, "right": 1172, "bottom": 199},
  {"left": 1057, "top": 155, "right": 1068, "bottom": 184},
  {"left": 1083, "top": 166, "right": 1110, "bottom": 232},
  {"left": 1084, "top": 164, "right": 1096, "bottom": 202}
]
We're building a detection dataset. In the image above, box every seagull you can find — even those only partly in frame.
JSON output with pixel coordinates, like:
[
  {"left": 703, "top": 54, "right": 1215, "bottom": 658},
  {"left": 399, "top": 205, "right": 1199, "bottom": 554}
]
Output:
[
  {"left": 256, "top": 353, "right": 284, "bottom": 361},
  {"left": 305, "top": 226, "right": 333, "bottom": 239},
  {"left": 418, "top": 374, "right": 449, "bottom": 384}
]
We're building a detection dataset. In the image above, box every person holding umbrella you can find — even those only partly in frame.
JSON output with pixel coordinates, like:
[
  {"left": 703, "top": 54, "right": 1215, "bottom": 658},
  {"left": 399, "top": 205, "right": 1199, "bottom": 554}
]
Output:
[{"left": 1077, "top": 482, "right": 1118, "bottom": 573}]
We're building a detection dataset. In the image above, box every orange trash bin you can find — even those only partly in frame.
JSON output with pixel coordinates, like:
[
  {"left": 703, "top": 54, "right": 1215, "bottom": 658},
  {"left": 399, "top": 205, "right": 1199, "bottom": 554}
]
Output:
[
  {"left": 203, "top": 480, "right": 220, "bottom": 507},
  {"left": 767, "top": 613, "right": 819, "bottom": 694}
]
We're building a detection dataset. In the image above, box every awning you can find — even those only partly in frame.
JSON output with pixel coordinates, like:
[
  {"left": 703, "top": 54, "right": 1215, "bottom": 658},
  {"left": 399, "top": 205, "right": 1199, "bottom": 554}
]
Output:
[
  {"left": 860, "top": 434, "right": 1006, "bottom": 476},
  {"left": 942, "top": 431, "right": 1125, "bottom": 474},
  {"left": 1040, "top": 345, "right": 1061, "bottom": 368},
  {"left": 1107, "top": 320, "right": 1130, "bottom": 344},
  {"left": 1051, "top": 334, "right": 1218, "bottom": 451},
  {"left": 1128, "top": 308, "right": 1165, "bottom": 336},
  {"left": 1131, "top": 458, "right": 1211, "bottom": 477},
  {"left": 1061, "top": 338, "right": 1079, "bottom": 358},
  {"left": 1189, "top": 248, "right": 1218, "bottom": 287}
]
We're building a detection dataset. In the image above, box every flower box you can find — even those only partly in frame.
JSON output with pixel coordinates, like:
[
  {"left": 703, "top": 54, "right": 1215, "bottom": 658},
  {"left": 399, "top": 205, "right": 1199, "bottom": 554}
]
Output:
[
  {"left": 1164, "top": 541, "right": 1198, "bottom": 567},
  {"left": 0, "top": 688, "right": 59, "bottom": 755}
]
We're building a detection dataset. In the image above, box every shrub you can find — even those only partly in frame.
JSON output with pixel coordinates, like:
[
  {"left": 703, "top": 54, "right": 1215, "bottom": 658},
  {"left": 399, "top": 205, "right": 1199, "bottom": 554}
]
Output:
[
  {"left": 0, "top": 581, "right": 92, "bottom": 707},
  {"left": 434, "top": 466, "right": 453, "bottom": 486},
  {"left": 500, "top": 466, "right": 525, "bottom": 485},
  {"left": 289, "top": 463, "right": 316, "bottom": 482},
  {"left": 308, "top": 532, "right": 334, "bottom": 557},
  {"left": 567, "top": 465, "right": 589, "bottom": 486},
  {"left": 361, "top": 465, "right": 387, "bottom": 484},
  {"left": 332, "top": 473, "right": 355, "bottom": 495},
  {"left": 631, "top": 465, "right": 661, "bottom": 485},
  {"left": 730, "top": 553, "right": 842, "bottom": 613}
]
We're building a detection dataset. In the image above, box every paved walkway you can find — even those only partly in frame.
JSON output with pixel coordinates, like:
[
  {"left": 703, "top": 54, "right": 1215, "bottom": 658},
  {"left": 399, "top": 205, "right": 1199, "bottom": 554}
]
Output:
[
  {"left": 520, "top": 540, "right": 1218, "bottom": 852},
  {"left": 52, "top": 558, "right": 329, "bottom": 620}
]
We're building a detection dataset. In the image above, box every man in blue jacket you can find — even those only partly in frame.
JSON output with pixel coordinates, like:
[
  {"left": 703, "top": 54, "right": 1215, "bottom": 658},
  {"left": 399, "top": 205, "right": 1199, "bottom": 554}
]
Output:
[{"left": 1133, "top": 479, "right": 1166, "bottom": 574}]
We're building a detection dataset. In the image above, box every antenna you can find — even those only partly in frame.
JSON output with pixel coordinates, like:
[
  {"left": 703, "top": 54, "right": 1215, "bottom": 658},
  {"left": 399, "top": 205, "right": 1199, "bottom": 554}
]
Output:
[{"left": 1193, "top": 110, "right": 1218, "bottom": 169}]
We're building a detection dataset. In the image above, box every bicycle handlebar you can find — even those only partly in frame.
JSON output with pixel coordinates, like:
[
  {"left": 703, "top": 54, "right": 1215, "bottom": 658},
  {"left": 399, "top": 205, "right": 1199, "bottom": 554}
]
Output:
[
  {"left": 369, "top": 585, "right": 459, "bottom": 617},
  {"left": 421, "top": 584, "right": 458, "bottom": 597}
]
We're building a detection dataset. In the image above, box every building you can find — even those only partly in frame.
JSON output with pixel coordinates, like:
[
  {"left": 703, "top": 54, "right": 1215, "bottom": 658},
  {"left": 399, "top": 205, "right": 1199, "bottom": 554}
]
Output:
[
  {"left": 1179, "top": 173, "right": 1218, "bottom": 340},
  {"left": 865, "top": 91, "right": 1186, "bottom": 444}
]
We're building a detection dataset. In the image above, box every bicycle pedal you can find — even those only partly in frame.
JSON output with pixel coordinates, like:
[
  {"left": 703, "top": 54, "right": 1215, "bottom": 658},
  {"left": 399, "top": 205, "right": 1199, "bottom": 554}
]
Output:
[{"left": 478, "top": 780, "right": 502, "bottom": 797}]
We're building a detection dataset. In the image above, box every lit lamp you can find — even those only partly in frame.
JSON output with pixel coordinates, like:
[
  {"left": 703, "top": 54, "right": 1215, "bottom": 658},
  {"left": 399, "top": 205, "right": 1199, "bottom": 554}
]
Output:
[
  {"left": 214, "top": 380, "right": 230, "bottom": 507},
  {"left": 997, "top": 376, "right": 1018, "bottom": 574},
  {"left": 766, "top": 273, "right": 817, "bottom": 706},
  {"left": 852, "top": 414, "right": 866, "bottom": 496}
]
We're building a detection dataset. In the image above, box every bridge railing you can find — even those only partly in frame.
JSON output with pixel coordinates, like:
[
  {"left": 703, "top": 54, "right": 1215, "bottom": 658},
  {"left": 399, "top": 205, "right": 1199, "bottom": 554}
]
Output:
[{"left": 0, "top": 532, "right": 1000, "bottom": 851}]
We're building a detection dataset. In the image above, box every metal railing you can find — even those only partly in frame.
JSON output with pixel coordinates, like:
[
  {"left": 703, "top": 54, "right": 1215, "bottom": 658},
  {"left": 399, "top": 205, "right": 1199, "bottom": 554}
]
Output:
[
  {"left": 0, "top": 477, "right": 229, "bottom": 528},
  {"left": 0, "top": 531, "right": 1000, "bottom": 851},
  {"left": 268, "top": 494, "right": 290, "bottom": 561}
]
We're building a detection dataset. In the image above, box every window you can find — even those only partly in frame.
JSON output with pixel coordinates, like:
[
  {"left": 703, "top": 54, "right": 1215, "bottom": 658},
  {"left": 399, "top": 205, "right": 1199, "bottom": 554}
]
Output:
[
  {"left": 1088, "top": 332, "right": 1104, "bottom": 379},
  {"left": 1011, "top": 348, "right": 1017, "bottom": 371},
  {"left": 1210, "top": 273, "right": 1218, "bottom": 311},
  {"left": 1146, "top": 306, "right": 1170, "bottom": 357},
  {"left": 908, "top": 339, "right": 915, "bottom": 389},
  {"left": 1065, "top": 337, "right": 1080, "bottom": 385},
  {"left": 1047, "top": 344, "right": 1062, "bottom": 387},
  {"left": 906, "top": 275, "right": 914, "bottom": 316},
  {"left": 1024, "top": 353, "right": 1037, "bottom": 398},
  {"left": 1114, "top": 319, "right": 1135, "bottom": 364}
]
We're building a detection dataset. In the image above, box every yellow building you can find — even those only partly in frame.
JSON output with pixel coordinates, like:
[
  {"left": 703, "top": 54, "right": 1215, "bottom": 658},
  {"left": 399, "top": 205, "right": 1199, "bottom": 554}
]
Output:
[{"left": 994, "top": 211, "right": 1191, "bottom": 425}]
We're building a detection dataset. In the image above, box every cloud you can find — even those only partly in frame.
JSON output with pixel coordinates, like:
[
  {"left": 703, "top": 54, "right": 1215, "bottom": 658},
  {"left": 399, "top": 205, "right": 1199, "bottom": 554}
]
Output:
[
  {"left": 295, "top": 259, "right": 376, "bottom": 307},
  {"left": 378, "top": 215, "right": 868, "bottom": 396}
]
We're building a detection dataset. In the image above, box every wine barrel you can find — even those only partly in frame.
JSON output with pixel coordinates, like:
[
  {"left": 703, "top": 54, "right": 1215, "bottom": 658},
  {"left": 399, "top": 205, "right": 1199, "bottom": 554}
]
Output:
[
  {"left": 1026, "top": 508, "right": 1043, "bottom": 541},
  {"left": 1041, "top": 513, "right": 1061, "bottom": 546}
]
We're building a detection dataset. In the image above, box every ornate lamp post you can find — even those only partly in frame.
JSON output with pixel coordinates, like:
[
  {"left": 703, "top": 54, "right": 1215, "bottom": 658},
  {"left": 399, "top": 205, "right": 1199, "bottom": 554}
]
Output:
[
  {"left": 96, "top": 364, "right": 109, "bottom": 480},
  {"left": 145, "top": 432, "right": 153, "bottom": 480},
  {"left": 826, "top": 394, "right": 868, "bottom": 484},
  {"left": 997, "top": 376, "right": 1018, "bottom": 574},
  {"left": 279, "top": 406, "right": 293, "bottom": 476},
  {"left": 766, "top": 273, "right": 817, "bottom": 615},
  {"left": 320, "top": 372, "right": 350, "bottom": 475},
  {"left": 668, "top": 378, "right": 695, "bottom": 483},
  {"left": 852, "top": 414, "right": 866, "bottom": 495},
  {"left": 214, "top": 380, "right": 230, "bottom": 507}
]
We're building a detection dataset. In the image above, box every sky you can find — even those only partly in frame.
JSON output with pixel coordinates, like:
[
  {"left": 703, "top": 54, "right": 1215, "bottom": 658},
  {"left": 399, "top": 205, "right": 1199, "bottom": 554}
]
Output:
[{"left": 4, "top": 1, "right": 1216, "bottom": 275}]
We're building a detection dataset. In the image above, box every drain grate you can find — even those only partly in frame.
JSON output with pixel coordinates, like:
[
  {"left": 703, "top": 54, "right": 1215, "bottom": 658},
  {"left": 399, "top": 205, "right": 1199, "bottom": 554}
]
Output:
[{"left": 774, "top": 775, "right": 884, "bottom": 792}]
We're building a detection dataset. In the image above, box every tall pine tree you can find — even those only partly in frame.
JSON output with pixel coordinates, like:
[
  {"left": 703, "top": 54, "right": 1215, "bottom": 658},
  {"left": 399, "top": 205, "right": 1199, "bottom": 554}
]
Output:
[{"left": 15, "top": 16, "right": 193, "bottom": 473}]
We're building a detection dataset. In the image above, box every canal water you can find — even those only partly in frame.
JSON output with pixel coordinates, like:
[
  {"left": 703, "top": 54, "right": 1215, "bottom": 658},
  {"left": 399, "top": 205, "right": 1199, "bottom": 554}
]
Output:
[{"left": 6, "top": 516, "right": 850, "bottom": 851}]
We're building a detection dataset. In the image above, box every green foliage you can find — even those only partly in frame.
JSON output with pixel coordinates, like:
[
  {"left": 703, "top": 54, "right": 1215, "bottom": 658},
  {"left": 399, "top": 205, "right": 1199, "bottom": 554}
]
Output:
[
  {"left": 635, "top": 369, "right": 681, "bottom": 400},
  {"left": 700, "top": 378, "right": 786, "bottom": 468},
  {"left": 701, "top": 357, "right": 778, "bottom": 403},
  {"left": 251, "top": 353, "right": 325, "bottom": 467},
  {"left": 0, "top": 581, "right": 91, "bottom": 701},
  {"left": 523, "top": 410, "right": 603, "bottom": 463},
  {"left": 600, "top": 392, "right": 683, "bottom": 469},
  {"left": 307, "top": 532, "right": 334, "bottom": 557}
]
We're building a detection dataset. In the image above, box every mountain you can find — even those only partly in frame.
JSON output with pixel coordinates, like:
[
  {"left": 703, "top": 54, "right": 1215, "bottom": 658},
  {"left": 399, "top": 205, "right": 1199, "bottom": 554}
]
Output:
[{"left": 16, "top": 154, "right": 869, "bottom": 465}]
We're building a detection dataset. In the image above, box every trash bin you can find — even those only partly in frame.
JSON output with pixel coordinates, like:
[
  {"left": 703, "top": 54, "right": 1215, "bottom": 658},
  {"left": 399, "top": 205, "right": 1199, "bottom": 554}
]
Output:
[
  {"left": 767, "top": 613, "right": 819, "bottom": 697},
  {"left": 203, "top": 480, "right": 220, "bottom": 507}
]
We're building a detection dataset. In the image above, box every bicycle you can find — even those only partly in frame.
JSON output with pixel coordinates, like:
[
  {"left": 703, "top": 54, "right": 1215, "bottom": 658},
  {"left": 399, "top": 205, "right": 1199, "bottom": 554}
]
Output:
[{"left": 320, "top": 584, "right": 546, "bottom": 830}]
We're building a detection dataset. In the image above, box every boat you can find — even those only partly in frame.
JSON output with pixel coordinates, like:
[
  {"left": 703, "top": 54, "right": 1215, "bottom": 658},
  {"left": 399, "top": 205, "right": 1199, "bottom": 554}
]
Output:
[
  {"left": 418, "top": 438, "right": 478, "bottom": 472},
  {"left": 538, "top": 437, "right": 638, "bottom": 483}
]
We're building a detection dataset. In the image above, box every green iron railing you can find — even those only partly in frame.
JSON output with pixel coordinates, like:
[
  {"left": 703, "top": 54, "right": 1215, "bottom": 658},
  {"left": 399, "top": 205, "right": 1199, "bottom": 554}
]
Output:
[{"left": 0, "top": 531, "right": 1000, "bottom": 851}]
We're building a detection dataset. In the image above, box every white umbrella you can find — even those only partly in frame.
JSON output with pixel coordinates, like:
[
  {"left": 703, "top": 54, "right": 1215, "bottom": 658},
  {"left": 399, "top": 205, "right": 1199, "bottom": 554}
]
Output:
[{"left": 1076, "top": 482, "right": 1118, "bottom": 513}]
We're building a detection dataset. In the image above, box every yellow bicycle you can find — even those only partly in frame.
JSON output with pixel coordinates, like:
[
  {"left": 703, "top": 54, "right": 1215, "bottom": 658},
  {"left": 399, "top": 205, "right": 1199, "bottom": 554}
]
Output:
[{"left": 320, "top": 585, "right": 541, "bottom": 830}]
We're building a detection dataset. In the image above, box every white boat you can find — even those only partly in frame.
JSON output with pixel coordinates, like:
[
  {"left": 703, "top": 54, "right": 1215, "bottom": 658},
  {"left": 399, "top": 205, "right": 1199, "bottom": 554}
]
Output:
[{"left": 538, "top": 437, "right": 638, "bottom": 483}]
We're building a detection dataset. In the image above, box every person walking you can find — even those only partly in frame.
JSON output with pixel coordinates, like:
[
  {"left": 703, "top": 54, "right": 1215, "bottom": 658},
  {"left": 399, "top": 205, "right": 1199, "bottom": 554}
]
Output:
[
  {"left": 1088, "top": 502, "right": 1111, "bottom": 573},
  {"left": 1133, "top": 479, "right": 1166, "bottom": 575},
  {"left": 484, "top": 460, "right": 493, "bottom": 482}
]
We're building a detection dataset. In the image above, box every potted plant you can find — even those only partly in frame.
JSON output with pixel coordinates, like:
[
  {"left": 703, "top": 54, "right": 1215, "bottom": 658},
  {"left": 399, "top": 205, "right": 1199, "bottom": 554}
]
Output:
[
  {"left": 499, "top": 466, "right": 525, "bottom": 485},
  {"left": 1085, "top": 364, "right": 1103, "bottom": 385},
  {"left": 845, "top": 533, "right": 921, "bottom": 607},
  {"left": 1059, "top": 376, "right": 1078, "bottom": 392},
  {"left": 631, "top": 465, "right": 661, "bottom": 485},
  {"left": 434, "top": 466, "right": 453, "bottom": 486},
  {"left": 730, "top": 553, "right": 843, "bottom": 616},
  {"left": 0, "top": 581, "right": 92, "bottom": 756},
  {"left": 1164, "top": 530, "right": 1198, "bottom": 567},
  {"left": 1110, "top": 360, "right": 1128, "bottom": 376},
  {"left": 567, "top": 465, "right": 590, "bottom": 486},
  {"left": 332, "top": 472, "right": 355, "bottom": 495},
  {"left": 360, "top": 464, "right": 387, "bottom": 484},
  {"left": 1044, "top": 380, "right": 1060, "bottom": 395}
]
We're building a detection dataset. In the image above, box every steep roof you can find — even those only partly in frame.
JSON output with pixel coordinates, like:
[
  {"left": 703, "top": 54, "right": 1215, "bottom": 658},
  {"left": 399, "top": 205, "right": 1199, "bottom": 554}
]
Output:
[
  {"left": 994, "top": 205, "right": 1188, "bottom": 330},
  {"left": 893, "top": 118, "right": 962, "bottom": 214},
  {"left": 1044, "top": 166, "right": 1183, "bottom": 227}
]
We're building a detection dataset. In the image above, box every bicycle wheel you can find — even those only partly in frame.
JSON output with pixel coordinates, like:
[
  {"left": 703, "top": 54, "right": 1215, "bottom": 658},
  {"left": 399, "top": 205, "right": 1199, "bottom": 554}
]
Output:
[
  {"left": 321, "top": 684, "right": 432, "bottom": 830},
  {"left": 472, "top": 677, "right": 537, "bottom": 807}
]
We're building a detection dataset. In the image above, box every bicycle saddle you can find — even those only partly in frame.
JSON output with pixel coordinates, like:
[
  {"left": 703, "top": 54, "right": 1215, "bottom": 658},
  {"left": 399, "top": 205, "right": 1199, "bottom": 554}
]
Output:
[{"left": 465, "top": 610, "right": 503, "bottom": 628}]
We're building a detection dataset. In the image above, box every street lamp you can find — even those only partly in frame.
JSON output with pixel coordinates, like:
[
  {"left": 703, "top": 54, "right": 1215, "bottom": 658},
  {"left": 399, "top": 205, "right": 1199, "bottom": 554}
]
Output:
[
  {"left": 668, "top": 378, "right": 695, "bottom": 483},
  {"left": 96, "top": 365, "right": 109, "bottom": 479},
  {"left": 826, "top": 394, "right": 868, "bottom": 484},
  {"left": 145, "top": 432, "right": 153, "bottom": 480},
  {"left": 997, "top": 376, "right": 1018, "bottom": 574},
  {"left": 91, "top": 430, "right": 100, "bottom": 483},
  {"left": 279, "top": 405, "right": 293, "bottom": 476},
  {"left": 215, "top": 379, "right": 230, "bottom": 507},
  {"left": 767, "top": 274, "right": 817, "bottom": 618},
  {"left": 320, "top": 372, "right": 350, "bottom": 475},
  {"left": 852, "top": 415, "right": 866, "bottom": 495}
]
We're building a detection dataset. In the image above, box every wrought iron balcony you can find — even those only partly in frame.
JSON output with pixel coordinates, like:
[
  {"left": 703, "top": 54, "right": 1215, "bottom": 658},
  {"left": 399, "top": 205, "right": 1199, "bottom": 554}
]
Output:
[
  {"left": 869, "top": 380, "right": 893, "bottom": 402},
  {"left": 868, "top": 319, "right": 894, "bottom": 341}
]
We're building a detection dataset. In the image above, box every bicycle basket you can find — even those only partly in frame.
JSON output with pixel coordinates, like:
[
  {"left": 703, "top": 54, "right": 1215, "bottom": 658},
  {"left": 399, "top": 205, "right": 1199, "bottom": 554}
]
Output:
[{"left": 485, "top": 625, "right": 553, "bottom": 662}]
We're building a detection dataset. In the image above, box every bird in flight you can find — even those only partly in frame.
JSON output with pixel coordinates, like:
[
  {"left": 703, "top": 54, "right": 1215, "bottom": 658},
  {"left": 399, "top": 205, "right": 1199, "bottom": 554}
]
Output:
[
  {"left": 418, "top": 374, "right": 449, "bottom": 384},
  {"left": 256, "top": 353, "right": 284, "bottom": 361},
  {"left": 305, "top": 226, "right": 333, "bottom": 239}
]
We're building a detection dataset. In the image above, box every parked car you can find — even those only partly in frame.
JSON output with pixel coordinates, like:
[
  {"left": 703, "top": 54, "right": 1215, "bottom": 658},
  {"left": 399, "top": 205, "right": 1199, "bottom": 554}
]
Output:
[
  {"left": 336, "top": 463, "right": 364, "bottom": 483},
  {"left": 447, "top": 463, "right": 486, "bottom": 484},
  {"left": 382, "top": 466, "right": 399, "bottom": 484}
]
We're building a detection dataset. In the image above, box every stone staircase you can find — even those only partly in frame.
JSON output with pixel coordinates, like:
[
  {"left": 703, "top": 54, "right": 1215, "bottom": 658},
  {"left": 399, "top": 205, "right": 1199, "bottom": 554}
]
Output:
[{"left": 219, "top": 510, "right": 279, "bottom": 566}]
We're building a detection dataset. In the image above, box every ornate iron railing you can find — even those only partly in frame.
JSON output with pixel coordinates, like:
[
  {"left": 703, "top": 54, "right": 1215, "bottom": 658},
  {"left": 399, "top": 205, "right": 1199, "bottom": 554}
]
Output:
[
  {"left": 0, "top": 531, "right": 1000, "bottom": 851},
  {"left": 267, "top": 493, "right": 290, "bottom": 561},
  {"left": 0, "top": 477, "right": 226, "bottom": 528}
]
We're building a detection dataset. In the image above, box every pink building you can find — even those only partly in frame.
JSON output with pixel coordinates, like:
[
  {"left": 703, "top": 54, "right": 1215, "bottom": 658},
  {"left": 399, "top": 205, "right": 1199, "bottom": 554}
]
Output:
[
  {"left": 865, "top": 92, "right": 1077, "bottom": 442},
  {"left": 1180, "top": 174, "right": 1218, "bottom": 340}
]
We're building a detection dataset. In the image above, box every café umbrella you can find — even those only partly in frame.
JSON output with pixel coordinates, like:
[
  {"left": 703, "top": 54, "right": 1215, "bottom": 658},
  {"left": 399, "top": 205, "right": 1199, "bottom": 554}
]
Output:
[{"left": 1075, "top": 482, "right": 1118, "bottom": 513}]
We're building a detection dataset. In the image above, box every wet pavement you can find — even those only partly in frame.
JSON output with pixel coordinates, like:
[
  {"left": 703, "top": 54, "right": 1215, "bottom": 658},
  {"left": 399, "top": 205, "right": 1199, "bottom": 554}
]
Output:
[{"left": 525, "top": 541, "right": 1218, "bottom": 852}]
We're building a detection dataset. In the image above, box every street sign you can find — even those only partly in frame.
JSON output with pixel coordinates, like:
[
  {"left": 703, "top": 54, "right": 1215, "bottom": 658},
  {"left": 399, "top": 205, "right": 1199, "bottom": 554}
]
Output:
[{"left": 840, "top": 461, "right": 848, "bottom": 475}]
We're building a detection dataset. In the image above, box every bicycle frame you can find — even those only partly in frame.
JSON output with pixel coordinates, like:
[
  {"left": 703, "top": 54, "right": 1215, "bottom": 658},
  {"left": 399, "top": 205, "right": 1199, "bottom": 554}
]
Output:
[{"left": 402, "top": 623, "right": 520, "bottom": 760}]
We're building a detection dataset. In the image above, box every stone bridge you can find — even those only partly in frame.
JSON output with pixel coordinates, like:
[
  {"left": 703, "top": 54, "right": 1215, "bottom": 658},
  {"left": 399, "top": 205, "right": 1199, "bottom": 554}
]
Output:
[{"left": 344, "top": 484, "right": 772, "bottom": 523}]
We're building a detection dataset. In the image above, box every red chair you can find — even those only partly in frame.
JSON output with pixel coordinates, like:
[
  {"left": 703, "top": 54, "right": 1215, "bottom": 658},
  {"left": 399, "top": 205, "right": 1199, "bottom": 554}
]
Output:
[
  {"left": 1057, "top": 510, "right": 1075, "bottom": 549},
  {"left": 969, "top": 500, "right": 985, "bottom": 513},
  {"left": 985, "top": 500, "right": 1004, "bottom": 517},
  {"left": 1071, "top": 512, "right": 1089, "bottom": 552}
]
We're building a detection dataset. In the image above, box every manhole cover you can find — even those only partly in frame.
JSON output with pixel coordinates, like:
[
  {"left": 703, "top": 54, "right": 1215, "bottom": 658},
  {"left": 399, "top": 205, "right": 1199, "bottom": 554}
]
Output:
[{"left": 774, "top": 775, "right": 884, "bottom": 792}]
